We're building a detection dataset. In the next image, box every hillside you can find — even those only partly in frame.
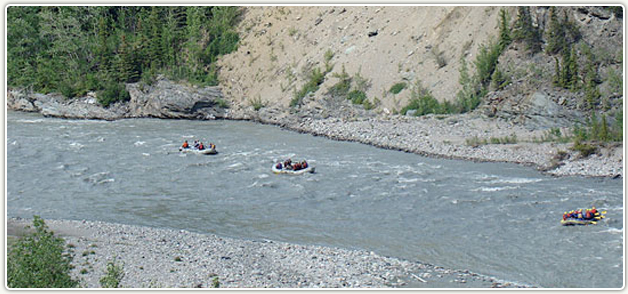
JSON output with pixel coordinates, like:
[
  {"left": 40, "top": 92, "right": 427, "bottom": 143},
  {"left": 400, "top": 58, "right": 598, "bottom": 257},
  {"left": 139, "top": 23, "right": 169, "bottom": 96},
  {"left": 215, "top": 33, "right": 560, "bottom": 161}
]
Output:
[{"left": 217, "top": 6, "right": 622, "bottom": 127}]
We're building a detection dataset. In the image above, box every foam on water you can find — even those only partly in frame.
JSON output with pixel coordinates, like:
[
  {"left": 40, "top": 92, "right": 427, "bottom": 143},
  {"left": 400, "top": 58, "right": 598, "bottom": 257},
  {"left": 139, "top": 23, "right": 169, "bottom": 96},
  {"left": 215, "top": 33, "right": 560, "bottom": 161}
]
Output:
[
  {"left": 484, "top": 177, "right": 543, "bottom": 185},
  {"left": 472, "top": 186, "right": 520, "bottom": 192}
]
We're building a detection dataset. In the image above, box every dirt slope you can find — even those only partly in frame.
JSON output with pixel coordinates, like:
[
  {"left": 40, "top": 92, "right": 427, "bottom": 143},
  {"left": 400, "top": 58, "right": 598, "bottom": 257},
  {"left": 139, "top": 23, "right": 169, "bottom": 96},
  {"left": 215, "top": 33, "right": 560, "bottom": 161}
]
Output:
[{"left": 217, "top": 6, "right": 506, "bottom": 112}]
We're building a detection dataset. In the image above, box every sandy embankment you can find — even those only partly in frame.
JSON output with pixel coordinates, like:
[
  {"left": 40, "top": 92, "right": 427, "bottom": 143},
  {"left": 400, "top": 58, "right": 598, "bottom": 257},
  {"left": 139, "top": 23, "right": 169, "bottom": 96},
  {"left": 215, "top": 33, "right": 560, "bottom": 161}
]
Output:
[{"left": 6, "top": 218, "right": 527, "bottom": 288}]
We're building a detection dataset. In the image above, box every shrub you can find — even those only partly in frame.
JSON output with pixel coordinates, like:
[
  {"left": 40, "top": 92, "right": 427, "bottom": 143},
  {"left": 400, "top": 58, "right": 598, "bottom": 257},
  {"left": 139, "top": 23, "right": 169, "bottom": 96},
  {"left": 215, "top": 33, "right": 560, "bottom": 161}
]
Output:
[
  {"left": 389, "top": 82, "right": 406, "bottom": 94},
  {"left": 401, "top": 80, "right": 447, "bottom": 116},
  {"left": 249, "top": 95, "right": 266, "bottom": 111},
  {"left": 328, "top": 65, "right": 351, "bottom": 98},
  {"left": 571, "top": 139, "right": 597, "bottom": 157},
  {"left": 352, "top": 68, "right": 371, "bottom": 92},
  {"left": 401, "top": 94, "right": 441, "bottom": 116},
  {"left": 606, "top": 68, "right": 623, "bottom": 95},
  {"left": 465, "top": 136, "right": 487, "bottom": 147},
  {"left": 324, "top": 49, "right": 335, "bottom": 72},
  {"left": 288, "top": 27, "right": 298, "bottom": 36},
  {"left": 347, "top": 90, "right": 367, "bottom": 105},
  {"left": 291, "top": 67, "right": 325, "bottom": 107},
  {"left": 98, "top": 82, "right": 130, "bottom": 107},
  {"left": 474, "top": 38, "right": 502, "bottom": 87},
  {"left": 7, "top": 216, "right": 79, "bottom": 288},
  {"left": 215, "top": 98, "right": 229, "bottom": 109},
  {"left": 58, "top": 80, "right": 76, "bottom": 98},
  {"left": 100, "top": 259, "right": 125, "bottom": 288},
  {"left": 362, "top": 99, "right": 376, "bottom": 110},
  {"left": 490, "top": 66, "right": 510, "bottom": 90},
  {"left": 212, "top": 276, "right": 220, "bottom": 288}
]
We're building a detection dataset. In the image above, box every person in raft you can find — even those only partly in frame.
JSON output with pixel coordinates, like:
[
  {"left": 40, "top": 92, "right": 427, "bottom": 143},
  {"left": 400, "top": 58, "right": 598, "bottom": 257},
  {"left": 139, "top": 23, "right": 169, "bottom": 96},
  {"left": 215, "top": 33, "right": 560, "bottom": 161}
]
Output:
[
  {"left": 181, "top": 140, "right": 190, "bottom": 149},
  {"left": 198, "top": 142, "right": 205, "bottom": 150}
]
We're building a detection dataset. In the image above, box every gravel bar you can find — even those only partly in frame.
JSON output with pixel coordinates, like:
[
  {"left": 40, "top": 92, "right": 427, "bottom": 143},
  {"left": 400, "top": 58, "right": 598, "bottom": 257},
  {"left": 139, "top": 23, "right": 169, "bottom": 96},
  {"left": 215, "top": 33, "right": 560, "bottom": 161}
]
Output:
[{"left": 8, "top": 217, "right": 530, "bottom": 288}]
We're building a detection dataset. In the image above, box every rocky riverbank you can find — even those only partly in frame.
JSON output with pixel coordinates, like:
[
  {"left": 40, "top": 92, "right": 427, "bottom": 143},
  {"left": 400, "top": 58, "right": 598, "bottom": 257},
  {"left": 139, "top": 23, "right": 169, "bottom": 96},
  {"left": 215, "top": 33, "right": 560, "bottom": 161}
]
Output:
[
  {"left": 227, "top": 102, "right": 624, "bottom": 178},
  {"left": 6, "top": 80, "right": 623, "bottom": 178},
  {"left": 7, "top": 217, "right": 528, "bottom": 288}
]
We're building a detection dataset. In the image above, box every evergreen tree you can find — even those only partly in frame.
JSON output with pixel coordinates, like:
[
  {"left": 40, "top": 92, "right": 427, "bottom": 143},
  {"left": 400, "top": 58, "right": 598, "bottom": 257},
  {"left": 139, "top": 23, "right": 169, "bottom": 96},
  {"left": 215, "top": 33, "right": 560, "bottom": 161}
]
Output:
[
  {"left": 583, "top": 47, "right": 601, "bottom": 109},
  {"left": 545, "top": 6, "right": 565, "bottom": 55},
  {"left": 7, "top": 6, "right": 241, "bottom": 105},
  {"left": 474, "top": 38, "right": 501, "bottom": 88},
  {"left": 145, "top": 7, "right": 163, "bottom": 69},
  {"left": 116, "top": 34, "right": 140, "bottom": 83},
  {"left": 512, "top": 6, "right": 542, "bottom": 54},
  {"left": 498, "top": 8, "right": 512, "bottom": 51},
  {"left": 456, "top": 56, "right": 481, "bottom": 113},
  {"left": 553, "top": 56, "right": 562, "bottom": 86}
]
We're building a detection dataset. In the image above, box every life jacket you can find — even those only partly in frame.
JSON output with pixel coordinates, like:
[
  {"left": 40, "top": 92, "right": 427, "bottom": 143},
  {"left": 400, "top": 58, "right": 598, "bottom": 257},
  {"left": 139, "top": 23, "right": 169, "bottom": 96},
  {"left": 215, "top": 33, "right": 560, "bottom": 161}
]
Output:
[
  {"left": 199, "top": 143, "right": 204, "bottom": 150},
  {"left": 182, "top": 142, "right": 189, "bottom": 148}
]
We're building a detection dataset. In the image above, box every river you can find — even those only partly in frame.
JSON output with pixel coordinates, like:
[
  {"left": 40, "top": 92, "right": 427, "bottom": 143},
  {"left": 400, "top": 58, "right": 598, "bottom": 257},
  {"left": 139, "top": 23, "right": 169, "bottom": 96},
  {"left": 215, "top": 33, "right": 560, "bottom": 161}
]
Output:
[{"left": 6, "top": 111, "right": 624, "bottom": 288}]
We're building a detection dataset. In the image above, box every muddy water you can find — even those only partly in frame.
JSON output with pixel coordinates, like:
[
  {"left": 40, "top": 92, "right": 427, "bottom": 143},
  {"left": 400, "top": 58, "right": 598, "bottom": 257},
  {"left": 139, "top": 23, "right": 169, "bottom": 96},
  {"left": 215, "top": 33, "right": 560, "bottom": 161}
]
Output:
[{"left": 7, "top": 111, "right": 623, "bottom": 287}]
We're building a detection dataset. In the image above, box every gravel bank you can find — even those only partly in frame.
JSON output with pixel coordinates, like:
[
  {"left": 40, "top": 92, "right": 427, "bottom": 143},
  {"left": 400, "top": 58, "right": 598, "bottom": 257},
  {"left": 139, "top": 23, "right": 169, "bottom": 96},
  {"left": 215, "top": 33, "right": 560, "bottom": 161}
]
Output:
[
  {"left": 233, "top": 107, "right": 623, "bottom": 178},
  {"left": 7, "top": 218, "right": 529, "bottom": 289}
]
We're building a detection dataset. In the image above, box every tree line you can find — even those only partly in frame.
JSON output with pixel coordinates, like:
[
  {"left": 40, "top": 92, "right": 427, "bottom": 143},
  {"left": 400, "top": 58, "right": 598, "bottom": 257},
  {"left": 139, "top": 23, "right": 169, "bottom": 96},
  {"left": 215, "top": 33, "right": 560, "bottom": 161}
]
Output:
[{"left": 7, "top": 6, "right": 241, "bottom": 106}]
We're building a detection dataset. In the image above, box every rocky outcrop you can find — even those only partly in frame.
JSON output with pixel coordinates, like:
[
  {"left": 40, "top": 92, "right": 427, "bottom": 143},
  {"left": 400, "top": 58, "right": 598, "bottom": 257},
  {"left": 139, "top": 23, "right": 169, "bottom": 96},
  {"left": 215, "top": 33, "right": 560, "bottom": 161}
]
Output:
[
  {"left": 482, "top": 90, "right": 585, "bottom": 130},
  {"left": 7, "top": 78, "right": 227, "bottom": 120},
  {"left": 126, "top": 78, "right": 226, "bottom": 119},
  {"left": 7, "top": 90, "right": 127, "bottom": 120}
]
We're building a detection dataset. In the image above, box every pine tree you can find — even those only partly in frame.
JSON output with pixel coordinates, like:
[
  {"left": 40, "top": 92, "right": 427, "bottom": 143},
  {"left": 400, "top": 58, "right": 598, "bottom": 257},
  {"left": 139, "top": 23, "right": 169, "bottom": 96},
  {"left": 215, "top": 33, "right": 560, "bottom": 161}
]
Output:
[
  {"left": 545, "top": 6, "right": 565, "bottom": 55},
  {"left": 498, "top": 8, "right": 512, "bottom": 51},
  {"left": 553, "top": 57, "right": 562, "bottom": 86},
  {"left": 566, "top": 46, "right": 579, "bottom": 90},
  {"left": 512, "top": 6, "right": 542, "bottom": 54},
  {"left": 116, "top": 34, "right": 140, "bottom": 83}
]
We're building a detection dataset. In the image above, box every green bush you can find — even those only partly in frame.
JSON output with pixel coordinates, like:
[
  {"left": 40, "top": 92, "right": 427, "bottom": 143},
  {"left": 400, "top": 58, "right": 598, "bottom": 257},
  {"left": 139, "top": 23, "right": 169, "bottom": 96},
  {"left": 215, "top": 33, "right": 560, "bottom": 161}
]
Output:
[
  {"left": 347, "top": 89, "right": 367, "bottom": 105},
  {"left": 389, "top": 82, "right": 406, "bottom": 94},
  {"left": 401, "top": 94, "right": 442, "bottom": 116},
  {"left": 98, "top": 82, "right": 131, "bottom": 107},
  {"left": 571, "top": 139, "right": 597, "bottom": 157},
  {"left": 249, "top": 95, "right": 266, "bottom": 111},
  {"left": 401, "top": 81, "right": 449, "bottom": 116},
  {"left": 215, "top": 98, "right": 229, "bottom": 109},
  {"left": 291, "top": 67, "right": 325, "bottom": 107},
  {"left": 328, "top": 65, "right": 351, "bottom": 98},
  {"left": 7, "top": 216, "right": 79, "bottom": 288},
  {"left": 100, "top": 259, "right": 125, "bottom": 288},
  {"left": 212, "top": 276, "right": 220, "bottom": 288},
  {"left": 58, "top": 80, "right": 76, "bottom": 99}
]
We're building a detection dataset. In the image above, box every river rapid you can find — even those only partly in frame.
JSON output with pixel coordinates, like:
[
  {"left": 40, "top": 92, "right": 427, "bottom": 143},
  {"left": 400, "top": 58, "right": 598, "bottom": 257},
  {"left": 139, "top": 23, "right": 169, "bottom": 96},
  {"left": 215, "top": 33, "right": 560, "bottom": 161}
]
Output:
[{"left": 6, "top": 111, "right": 624, "bottom": 288}]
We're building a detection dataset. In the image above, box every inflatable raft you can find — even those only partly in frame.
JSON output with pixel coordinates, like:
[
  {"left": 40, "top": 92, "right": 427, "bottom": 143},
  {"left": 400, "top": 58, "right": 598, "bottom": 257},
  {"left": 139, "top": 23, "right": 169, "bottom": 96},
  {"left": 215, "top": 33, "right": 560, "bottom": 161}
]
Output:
[
  {"left": 561, "top": 208, "right": 606, "bottom": 226},
  {"left": 271, "top": 165, "right": 315, "bottom": 175},
  {"left": 179, "top": 146, "right": 217, "bottom": 155}
]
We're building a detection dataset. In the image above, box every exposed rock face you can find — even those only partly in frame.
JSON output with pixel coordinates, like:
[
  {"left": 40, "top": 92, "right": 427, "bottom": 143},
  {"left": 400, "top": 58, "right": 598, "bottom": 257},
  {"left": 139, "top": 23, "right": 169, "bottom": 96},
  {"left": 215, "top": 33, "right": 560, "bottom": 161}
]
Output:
[
  {"left": 126, "top": 78, "right": 226, "bottom": 119},
  {"left": 482, "top": 90, "right": 585, "bottom": 130},
  {"left": 7, "top": 78, "right": 227, "bottom": 120},
  {"left": 7, "top": 90, "right": 127, "bottom": 120}
]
